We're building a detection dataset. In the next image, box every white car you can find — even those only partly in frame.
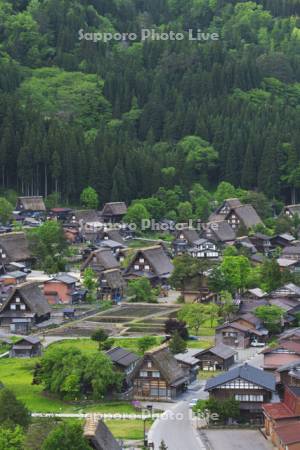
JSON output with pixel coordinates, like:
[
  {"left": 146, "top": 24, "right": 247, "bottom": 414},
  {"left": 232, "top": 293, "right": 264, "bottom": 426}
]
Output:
[
  {"left": 189, "top": 398, "right": 199, "bottom": 408},
  {"left": 250, "top": 340, "right": 265, "bottom": 347}
]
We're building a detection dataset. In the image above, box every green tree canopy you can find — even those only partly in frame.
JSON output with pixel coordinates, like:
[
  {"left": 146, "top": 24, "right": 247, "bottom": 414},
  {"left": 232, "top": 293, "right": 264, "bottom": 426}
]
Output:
[
  {"left": 42, "top": 422, "right": 91, "bottom": 450},
  {"left": 80, "top": 187, "right": 99, "bottom": 210}
]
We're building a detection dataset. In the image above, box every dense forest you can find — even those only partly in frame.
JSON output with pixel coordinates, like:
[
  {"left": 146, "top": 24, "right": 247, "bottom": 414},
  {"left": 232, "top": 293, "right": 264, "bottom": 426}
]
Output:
[{"left": 0, "top": 0, "right": 299, "bottom": 207}]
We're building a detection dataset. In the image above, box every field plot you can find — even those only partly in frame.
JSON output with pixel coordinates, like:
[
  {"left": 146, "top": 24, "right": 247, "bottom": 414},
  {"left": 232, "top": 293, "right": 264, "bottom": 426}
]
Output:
[{"left": 84, "top": 303, "right": 181, "bottom": 335}]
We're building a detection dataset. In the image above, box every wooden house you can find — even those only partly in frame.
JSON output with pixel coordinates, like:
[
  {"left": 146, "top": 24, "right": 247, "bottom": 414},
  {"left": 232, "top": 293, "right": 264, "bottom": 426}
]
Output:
[
  {"left": 242, "top": 288, "right": 268, "bottom": 300},
  {"left": 215, "top": 320, "right": 267, "bottom": 349},
  {"left": 226, "top": 204, "right": 263, "bottom": 231},
  {"left": 10, "top": 336, "right": 42, "bottom": 358},
  {"left": 106, "top": 346, "right": 140, "bottom": 389},
  {"left": 263, "top": 342, "right": 300, "bottom": 372},
  {"left": 187, "top": 238, "right": 219, "bottom": 259},
  {"left": 270, "top": 283, "right": 300, "bottom": 299},
  {"left": 249, "top": 233, "right": 273, "bottom": 254},
  {"left": 279, "top": 328, "right": 300, "bottom": 344},
  {"left": 263, "top": 386, "right": 300, "bottom": 450},
  {"left": 43, "top": 273, "right": 78, "bottom": 305},
  {"left": 208, "top": 198, "right": 243, "bottom": 222},
  {"left": 16, "top": 196, "right": 46, "bottom": 214},
  {"left": 172, "top": 228, "right": 200, "bottom": 255},
  {"left": 204, "top": 220, "right": 236, "bottom": 244},
  {"left": 277, "top": 359, "right": 300, "bottom": 388},
  {"left": 282, "top": 246, "right": 300, "bottom": 261},
  {"left": 99, "top": 229, "right": 125, "bottom": 245},
  {"left": 131, "top": 345, "right": 189, "bottom": 400},
  {"left": 0, "top": 232, "right": 32, "bottom": 265},
  {"left": 81, "top": 248, "right": 120, "bottom": 274},
  {"left": 101, "top": 202, "right": 127, "bottom": 223},
  {"left": 195, "top": 343, "right": 237, "bottom": 371},
  {"left": 174, "top": 349, "right": 200, "bottom": 382},
  {"left": 271, "top": 233, "right": 296, "bottom": 248},
  {"left": 84, "top": 416, "right": 121, "bottom": 450},
  {"left": 98, "top": 269, "right": 125, "bottom": 302},
  {"left": 283, "top": 204, "right": 300, "bottom": 218},
  {"left": 0, "top": 282, "right": 51, "bottom": 334},
  {"left": 125, "top": 245, "right": 173, "bottom": 286},
  {"left": 205, "top": 363, "right": 276, "bottom": 421}
]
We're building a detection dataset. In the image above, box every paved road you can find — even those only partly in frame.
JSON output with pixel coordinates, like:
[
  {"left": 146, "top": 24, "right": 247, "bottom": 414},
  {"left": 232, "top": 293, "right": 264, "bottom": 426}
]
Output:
[
  {"left": 202, "top": 429, "right": 273, "bottom": 450},
  {"left": 148, "top": 401, "right": 206, "bottom": 450}
]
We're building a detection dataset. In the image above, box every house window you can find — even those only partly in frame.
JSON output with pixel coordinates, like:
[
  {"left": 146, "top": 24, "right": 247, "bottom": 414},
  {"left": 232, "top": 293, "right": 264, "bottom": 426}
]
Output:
[
  {"left": 15, "top": 297, "right": 20, "bottom": 303},
  {"left": 144, "top": 265, "right": 150, "bottom": 271},
  {"left": 139, "top": 258, "right": 145, "bottom": 263},
  {"left": 140, "top": 371, "right": 147, "bottom": 377},
  {"left": 10, "top": 304, "right": 16, "bottom": 310},
  {"left": 119, "top": 256, "right": 124, "bottom": 262},
  {"left": 20, "top": 305, "right": 26, "bottom": 310},
  {"left": 147, "top": 361, "right": 152, "bottom": 368},
  {"left": 134, "top": 265, "right": 139, "bottom": 270},
  {"left": 152, "top": 371, "right": 160, "bottom": 378},
  {"left": 235, "top": 394, "right": 263, "bottom": 402}
]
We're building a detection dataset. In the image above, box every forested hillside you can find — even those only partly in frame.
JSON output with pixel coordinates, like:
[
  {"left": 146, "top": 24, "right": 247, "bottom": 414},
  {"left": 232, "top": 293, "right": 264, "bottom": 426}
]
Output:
[{"left": 0, "top": 0, "right": 299, "bottom": 206}]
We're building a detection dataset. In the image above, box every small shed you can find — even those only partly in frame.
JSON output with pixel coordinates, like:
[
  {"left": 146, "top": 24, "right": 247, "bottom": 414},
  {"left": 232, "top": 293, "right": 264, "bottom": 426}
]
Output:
[{"left": 10, "top": 336, "right": 42, "bottom": 358}]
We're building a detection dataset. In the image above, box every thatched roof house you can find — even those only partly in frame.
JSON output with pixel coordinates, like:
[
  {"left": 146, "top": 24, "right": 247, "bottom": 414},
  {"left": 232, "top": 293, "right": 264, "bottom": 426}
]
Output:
[
  {"left": 16, "top": 196, "right": 46, "bottom": 212},
  {"left": 0, "top": 232, "right": 31, "bottom": 263},
  {"left": 101, "top": 202, "right": 127, "bottom": 222},
  {"left": 83, "top": 416, "right": 121, "bottom": 450},
  {"left": 81, "top": 248, "right": 120, "bottom": 273}
]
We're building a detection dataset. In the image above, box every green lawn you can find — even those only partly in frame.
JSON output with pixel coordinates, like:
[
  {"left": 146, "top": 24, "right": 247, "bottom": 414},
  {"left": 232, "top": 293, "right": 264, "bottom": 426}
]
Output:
[
  {"left": 198, "top": 370, "right": 223, "bottom": 380},
  {"left": 0, "top": 358, "right": 136, "bottom": 413},
  {"left": 106, "top": 419, "right": 153, "bottom": 440},
  {"left": 187, "top": 339, "right": 214, "bottom": 349}
]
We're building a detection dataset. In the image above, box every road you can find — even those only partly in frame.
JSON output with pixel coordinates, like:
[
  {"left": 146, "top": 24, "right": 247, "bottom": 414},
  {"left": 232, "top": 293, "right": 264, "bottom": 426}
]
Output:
[
  {"left": 147, "top": 381, "right": 208, "bottom": 450},
  {"left": 202, "top": 429, "right": 273, "bottom": 450},
  {"left": 148, "top": 401, "right": 206, "bottom": 450}
]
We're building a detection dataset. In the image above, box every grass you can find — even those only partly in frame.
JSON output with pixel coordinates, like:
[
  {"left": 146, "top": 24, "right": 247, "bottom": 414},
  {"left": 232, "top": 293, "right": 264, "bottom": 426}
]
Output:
[
  {"left": 198, "top": 370, "right": 223, "bottom": 380},
  {"left": 0, "top": 358, "right": 137, "bottom": 413},
  {"left": 105, "top": 419, "right": 153, "bottom": 440},
  {"left": 187, "top": 339, "right": 214, "bottom": 349}
]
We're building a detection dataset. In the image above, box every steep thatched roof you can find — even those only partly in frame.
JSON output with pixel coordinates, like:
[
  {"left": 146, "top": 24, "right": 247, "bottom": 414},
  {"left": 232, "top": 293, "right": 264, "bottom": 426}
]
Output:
[
  {"left": 81, "top": 248, "right": 119, "bottom": 272},
  {"left": 0, "top": 282, "right": 51, "bottom": 317},
  {"left": 17, "top": 196, "right": 46, "bottom": 211},
  {"left": 205, "top": 220, "right": 236, "bottom": 242},
  {"left": 100, "top": 269, "right": 125, "bottom": 289},
  {"left": 72, "top": 209, "right": 100, "bottom": 223},
  {"left": 101, "top": 202, "right": 127, "bottom": 217},
  {"left": 84, "top": 416, "right": 121, "bottom": 450},
  {"left": 0, "top": 232, "right": 31, "bottom": 262},
  {"left": 128, "top": 245, "right": 173, "bottom": 277},
  {"left": 132, "top": 344, "right": 188, "bottom": 386},
  {"left": 176, "top": 228, "right": 200, "bottom": 244},
  {"left": 232, "top": 204, "right": 262, "bottom": 228}
]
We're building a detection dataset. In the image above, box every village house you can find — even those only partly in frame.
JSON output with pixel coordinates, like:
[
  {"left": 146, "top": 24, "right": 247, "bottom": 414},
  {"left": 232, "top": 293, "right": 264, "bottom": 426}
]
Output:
[
  {"left": 99, "top": 239, "right": 126, "bottom": 258},
  {"left": 209, "top": 198, "right": 243, "bottom": 222},
  {"left": 249, "top": 233, "right": 273, "bottom": 255},
  {"left": 83, "top": 416, "right": 121, "bottom": 450},
  {"left": 271, "top": 233, "right": 296, "bottom": 248},
  {"left": 234, "top": 236, "right": 257, "bottom": 254},
  {"left": 98, "top": 269, "right": 125, "bottom": 302},
  {"left": 43, "top": 273, "right": 78, "bottom": 305},
  {"left": 99, "top": 229, "right": 125, "bottom": 245},
  {"left": 125, "top": 245, "right": 173, "bottom": 286},
  {"left": 279, "top": 328, "right": 300, "bottom": 344},
  {"left": 282, "top": 246, "right": 300, "bottom": 261},
  {"left": 131, "top": 345, "right": 189, "bottom": 401},
  {"left": 277, "top": 359, "right": 300, "bottom": 388},
  {"left": 106, "top": 346, "right": 140, "bottom": 389},
  {"left": 172, "top": 228, "right": 200, "bottom": 255},
  {"left": 101, "top": 202, "right": 127, "bottom": 223},
  {"left": 81, "top": 248, "right": 120, "bottom": 274},
  {"left": 263, "top": 342, "right": 300, "bottom": 373},
  {"left": 203, "top": 220, "right": 236, "bottom": 244},
  {"left": 0, "top": 282, "right": 51, "bottom": 334},
  {"left": 49, "top": 207, "right": 73, "bottom": 222},
  {"left": 263, "top": 386, "right": 300, "bottom": 450},
  {"left": 174, "top": 348, "right": 201, "bottom": 382},
  {"left": 10, "top": 336, "right": 42, "bottom": 358},
  {"left": 283, "top": 204, "right": 300, "bottom": 218},
  {"left": 181, "top": 270, "right": 218, "bottom": 303},
  {"left": 242, "top": 288, "right": 268, "bottom": 301},
  {"left": 195, "top": 343, "right": 237, "bottom": 371},
  {"left": 205, "top": 363, "right": 276, "bottom": 421},
  {"left": 215, "top": 316, "right": 268, "bottom": 349},
  {"left": 0, "top": 271, "right": 27, "bottom": 287},
  {"left": 16, "top": 196, "right": 46, "bottom": 215},
  {"left": 208, "top": 198, "right": 263, "bottom": 231},
  {"left": 187, "top": 238, "right": 219, "bottom": 259},
  {"left": 0, "top": 232, "right": 32, "bottom": 266},
  {"left": 277, "top": 258, "right": 300, "bottom": 273},
  {"left": 270, "top": 283, "right": 300, "bottom": 299}
]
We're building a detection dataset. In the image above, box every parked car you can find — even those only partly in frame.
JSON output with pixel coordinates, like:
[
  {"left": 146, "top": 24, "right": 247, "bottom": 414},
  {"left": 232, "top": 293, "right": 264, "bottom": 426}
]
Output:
[{"left": 188, "top": 398, "right": 199, "bottom": 408}]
